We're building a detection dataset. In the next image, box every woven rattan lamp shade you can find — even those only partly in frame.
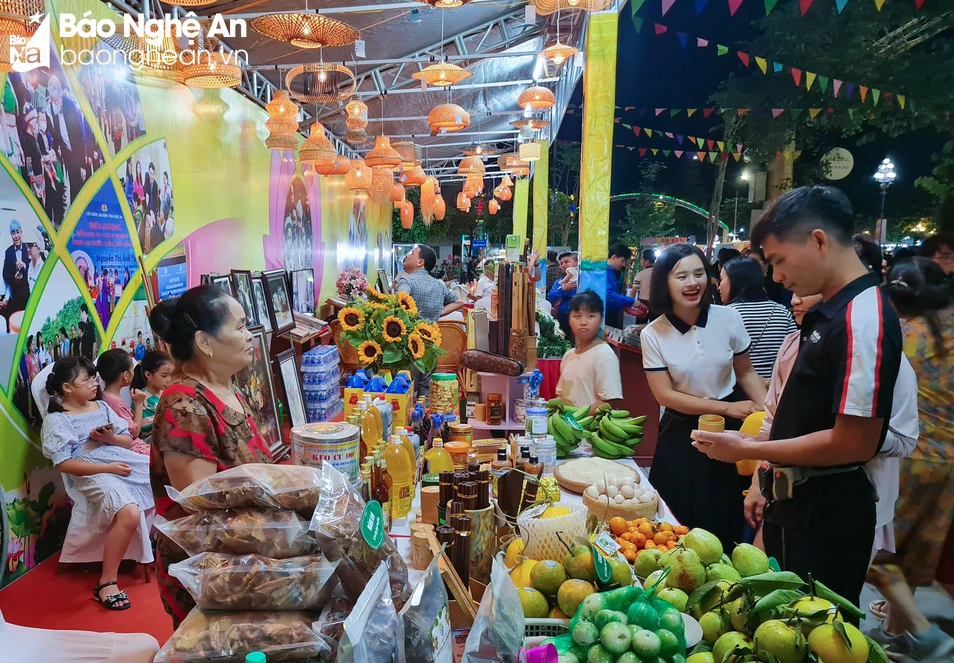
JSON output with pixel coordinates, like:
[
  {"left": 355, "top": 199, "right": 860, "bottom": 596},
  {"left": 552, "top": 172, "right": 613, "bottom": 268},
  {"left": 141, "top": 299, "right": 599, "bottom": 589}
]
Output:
[
  {"left": 434, "top": 194, "right": 446, "bottom": 221},
  {"left": 463, "top": 176, "right": 482, "bottom": 198},
  {"left": 518, "top": 86, "right": 556, "bottom": 111},
  {"left": 399, "top": 165, "right": 427, "bottom": 187},
  {"left": 456, "top": 192, "right": 470, "bottom": 210},
  {"left": 286, "top": 63, "right": 355, "bottom": 104},
  {"left": 420, "top": 177, "right": 437, "bottom": 224},
  {"left": 344, "top": 129, "right": 369, "bottom": 146},
  {"left": 519, "top": 142, "right": 541, "bottom": 162},
  {"left": 528, "top": 0, "right": 613, "bottom": 14},
  {"left": 345, "top": 100, "right": 369, "bottom": 130},
  {"left": 345, "top": 158, "right": 372, "bottom": 190},
  {"left": 400, "top": 201, "right": 414, "bottom": 229},
  {"left": 540, "top": 42, "right": 579, "bottom": 65},
  {"left": 369, "top": 167, "right": 394, "bottom": 204},
  {"left": 390, "top": 183, "right": 406, "bottom": 204},
  {"left": 162, "top": 0, "right": 216, "bottom": 6},
  {"left": 501, "top": 175, "right": 515, "bottom": 187},
  {"left": 265, "top": 132, "right": 299, "bottom": 152},
  {"left": 412, "top": 62, "right": 472, "bottom": 87},
  {"left": 0, "top": 0, "right": 43, "bottom": 40},
  {"left": 250, "top": 13, "right": 358, "bottom": 49},
  {"left": 299, "top": 123, "right": 338, "bottom": 170},
  {"left": 182, "top": 51, "right": 242, "bottom": 89},
  {"left": 265, "top": 91, "right": 300, "bottom": 132},
  {"left": 510, "top": 118, "right": 551, "bottom": 131},
  {"left": 489, "top": 198, "right": 499, "bottom": 215},
  {"left": 457, "top": 156, "right": 486, "bottom": 176},
  {"left": 498, "top": 155, "right": 531, "bottom": 177},
  {"left": 428, "top": 103, "right": 470, "bottom": 135},
  {"left": 393, "top": 142, "right": 422, "bottom": 168},
  {"left": 365, "top": 136, "right": 403, "bottom": 170},
  {"left": 459, "top": 145, "right": 500, "bottom": 157}
]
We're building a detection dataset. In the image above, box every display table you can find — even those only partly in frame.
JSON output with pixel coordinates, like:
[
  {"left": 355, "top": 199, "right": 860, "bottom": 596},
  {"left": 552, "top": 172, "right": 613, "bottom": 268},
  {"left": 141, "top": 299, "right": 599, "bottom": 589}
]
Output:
[{"left": 607, "top": 339, "right": 660, "bottom": 467}]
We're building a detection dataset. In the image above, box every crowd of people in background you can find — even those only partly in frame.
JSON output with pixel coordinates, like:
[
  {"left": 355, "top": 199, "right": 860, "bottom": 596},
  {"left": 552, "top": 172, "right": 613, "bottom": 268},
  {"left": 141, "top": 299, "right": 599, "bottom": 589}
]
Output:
[{"left": 121, "top": 156, "right": 174, "bottom": 256}]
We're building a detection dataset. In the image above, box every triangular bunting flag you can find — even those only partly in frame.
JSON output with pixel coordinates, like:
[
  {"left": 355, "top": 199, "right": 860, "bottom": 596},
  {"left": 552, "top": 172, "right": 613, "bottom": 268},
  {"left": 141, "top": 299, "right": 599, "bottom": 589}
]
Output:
[
  {"left": 639, "top": 148, "right": 648, "bottom": 157},
  {"left": 622, "top": 123, "right": 632, "bottom": 129},
  {"left": 738, "top": 109, "right": 750, "bottom": 116},
  {"left": 696, "top": 0, "right": 710, "bottom": 12},
  {"left": 632, "top": 16, "right": 644, "bottom": 31},
  {"left": 703, "top": 108, "right": 715, "bottom": 118},
  {"left": 697, "top": 37, "right": 709, "bottom": 48},
  {"left": 790, "top": 108, "right": 804, "bottom": 118},
  {"left": 737, "top": 144, "right": 744, "bottom": 152},
  {"left": 860, "top": 86, "right": 869, "bottom": 102},
  {"left": 615, "top": 144, "right": 624, "bottom": 149},
  {"left": 633, "top": 126, "right": 642, "bottom": 136},
  {"left": 733, "top": 152, "right": 742, "bottom": 161},
  {"left": 728, "top": 0, "right": 744, "bottom": 16},
  {"left": 671, "top": 109, "right": 682, "bottom": 117},
  {"left": 755, "top": 57, "right": 768, "bottom": 74},
  {"left": 677, "top": 32, "right": 689, "bottom": 49},
  {"left": 805, "top": 71, "right": 816, "bottom": 90},
  {"left": 915, "top": 0, "right": 925, "bottom": 8},
  {"left": 833, "top": 79, "right": 842, "bottom": 98},
  {"left": 625, "top": 106, "right": 636, "bottom": 111},
  {"left": 652, "top": 148, "right": 659, "bottom": 156},
  {"left": 707, "top": 139, "right": 715, "bottom": 150},
  {"left": 721, "top": 152, "right": 730, "bottom": 161},
  {"left": 717, "top": 141, "right": 725, "bottom": 151},
  {"left": 675, "top": 150, "right": 684, "bottom": 158},
  {"left": 791, "top": 68, "right": 803, "bottom": 87},
  {"left": 738, "top": 52, "right": 751, "bottom": 67},
  {"left": 696, "top": 137, "right": 705, "bottom": 148},
  {"left": 709, "top": 152, "right": 719, "bottom": 162},
  {"left": 872, "top": 89, "right": 881, "bottom": 106},
  {"left": 677, "top": 135, "right": 685, "bottom": 144},
  {"left": 662, "top": 0, "right": 677, "bottom": 15},
  {"left": 773, "top": 62, "right": 784, "bottom": 73},
  {"left": 799, "top": 0, "right": 814, "bottom": 15},
  {"left": 765, "top": 0, "right": 779, "bottom": 14},
  {"left": 698, "top": 151, "right": 707, "bottom": 161},
  {"left": 665, "top": 132, "right": 674, "bottom": 138},
  {"left": 898, "top": 94, "right": 906, "bottom": 110},
  {"left": 614, "top": 117, "right": 621, "bottom": 123},
  {"left": 772, "top": 108, "right": 785, "bottom": 118},
  {"left": 884, "top": 92, "right": 894, "bottom": 104},
  {"left": 688, "top": 136, "right": 696, "bottom": 143},
  {"left": 645, "top": 129, "right": 653, "bottom": 137},
  {"left": 818, "top": 76, "right": 829, "bottom": 92},
  {"left": 654, "top": 23, "right": 668, "bottom": 34},
  {"left": 809, "top": 108, "right": 822, "bottom": 119},
  {"left": 631, "top": 0, "right": 646, "bottom": 13},
  {"left": 794, "top": 150, "right": 802, "bottom": 160},
  {"left": 687, "top": 109, "right": 698, "bottom": 117},
  {"left": 874, "top": 0, "right": 886, "bottom": 10},
  {"left": 663, "top": 150, "right": 671, "bottom": 157},
  {"left": 717, "top": 44, "right": 729, "bottom": 56},
  {"left": 655, "top": 108, "right": 665, "bottom": 116},
  {"left": 835, "top": 0, "right": 848, "bottom": 12}
]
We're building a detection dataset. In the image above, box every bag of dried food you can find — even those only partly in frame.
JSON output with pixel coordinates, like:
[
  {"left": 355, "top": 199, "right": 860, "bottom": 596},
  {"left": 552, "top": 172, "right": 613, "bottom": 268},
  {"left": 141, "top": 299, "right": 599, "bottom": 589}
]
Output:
[
  {"left": 153, "top": 609, "right": 331, "bottom": 663},
  {"left": 462, "top": 557, "right": 525, "bottom": 663},
  {"left": 157, "top": 508, "right": 318, "bottom": 558},
  {"left": 401, "top": 553, "right": 452, "bottom": 663},
  {"left": 168, "top": 552, "right": 340, "bottom": 611},
  {"left": 309, "top": 463, "right": 410, "bottom": 610},
  {"left": 312, "top": 586, "right": 355, "bottom": 661},
  {"left": 168, "top": 464, "right": 322, "bottom": 512},
  {"left": 337, "top": 562, "right": 406, "bottom": 663}
]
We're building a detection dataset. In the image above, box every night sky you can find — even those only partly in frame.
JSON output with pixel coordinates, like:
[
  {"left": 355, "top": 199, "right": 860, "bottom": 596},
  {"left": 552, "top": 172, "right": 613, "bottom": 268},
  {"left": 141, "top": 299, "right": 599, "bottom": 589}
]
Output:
[{"left": 556, "top": 0, "right": 945, "bottom": 234}]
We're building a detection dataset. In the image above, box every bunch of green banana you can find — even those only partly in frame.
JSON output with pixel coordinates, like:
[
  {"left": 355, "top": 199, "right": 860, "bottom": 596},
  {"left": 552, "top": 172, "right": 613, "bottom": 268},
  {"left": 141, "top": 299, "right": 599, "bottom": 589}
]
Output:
[
  {"left": 546, "top": 399, "right": 591, "bottom": 458},
  {"left": 546, "top": 399, "right": 647, "bottom": 459}
]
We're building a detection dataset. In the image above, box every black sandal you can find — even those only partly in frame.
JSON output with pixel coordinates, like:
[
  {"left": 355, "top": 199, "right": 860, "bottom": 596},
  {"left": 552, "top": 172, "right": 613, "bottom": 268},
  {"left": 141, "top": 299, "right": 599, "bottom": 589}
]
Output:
[{"left": 93, "top": 581, "right": 131, "bottom": 611}]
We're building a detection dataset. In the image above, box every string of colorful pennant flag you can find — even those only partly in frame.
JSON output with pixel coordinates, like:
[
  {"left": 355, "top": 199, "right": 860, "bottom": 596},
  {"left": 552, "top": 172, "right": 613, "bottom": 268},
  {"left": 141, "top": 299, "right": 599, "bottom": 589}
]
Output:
[
  {"left": 612, "top": 120, "right": 745, "bottom": 152},
  {"left": 630, "top": 18, "right": 911, "bottom": 109},
  {"left": 633, "top": 0, "right": 925, "bottom": 19},
  {"left": 613, "top": 145, "right": 804, "bottom": 162},
  {"left": 564, "top": 105, "right": 910, "bottom": 120}
]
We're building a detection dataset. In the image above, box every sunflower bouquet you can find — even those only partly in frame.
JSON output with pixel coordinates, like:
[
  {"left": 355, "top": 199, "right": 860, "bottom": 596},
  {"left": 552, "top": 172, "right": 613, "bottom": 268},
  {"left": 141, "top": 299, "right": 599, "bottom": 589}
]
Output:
[{"left": 338, "top": 286, "right": 445, "bottom": 374}]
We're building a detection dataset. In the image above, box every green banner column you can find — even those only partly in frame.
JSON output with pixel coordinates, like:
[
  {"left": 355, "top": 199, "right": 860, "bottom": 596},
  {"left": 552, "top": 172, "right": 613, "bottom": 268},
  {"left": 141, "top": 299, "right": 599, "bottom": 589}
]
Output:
[
  {"left": 532, "top": 139, "right": 549, "bottom": 288},
  {"left": 512, "top": 178, "right": 530, "bottom": 249},
  {"left": 578, "top": 12, "right": 618, "bottom": 307}
]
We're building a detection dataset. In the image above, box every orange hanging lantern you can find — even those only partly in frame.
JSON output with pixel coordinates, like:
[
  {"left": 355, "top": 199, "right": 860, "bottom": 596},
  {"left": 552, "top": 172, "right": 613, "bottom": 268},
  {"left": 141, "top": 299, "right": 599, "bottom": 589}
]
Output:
[
  {"left": 401, "top": 201, "right": 414, "bottom": 229},
  {"left": 399, "top": 165, "right": 427, "bottom": 187},
  {"left": 369, "top": 167, "right": 394, "bottom": 205},
  {"left": 489, "top": 198, "right": 499, "bottom": 215},
  {"left": 345, "top": 158, "right": 372, "bottom": 190},
  {"left": 456, "top": 192, "right": 469, "bottom": 211},
  {"left": 390, "top": 182, "right": 406, "bottom": 205},
  {"left": 434, "top": 194, "right": 446, "bottom": 221}
]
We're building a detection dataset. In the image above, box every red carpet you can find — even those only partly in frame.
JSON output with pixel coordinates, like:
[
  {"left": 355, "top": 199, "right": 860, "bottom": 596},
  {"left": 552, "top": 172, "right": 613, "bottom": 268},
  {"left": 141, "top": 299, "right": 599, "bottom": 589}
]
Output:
[{"left": 0, "top": 555, "right": 173, "bottom": 645}]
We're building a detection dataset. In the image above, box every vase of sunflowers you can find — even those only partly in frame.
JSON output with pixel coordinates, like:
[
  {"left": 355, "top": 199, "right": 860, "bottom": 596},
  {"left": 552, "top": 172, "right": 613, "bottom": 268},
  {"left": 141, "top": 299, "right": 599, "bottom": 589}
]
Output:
[{"left": 337, "top": 286, "right": 445, "bottom": 375}]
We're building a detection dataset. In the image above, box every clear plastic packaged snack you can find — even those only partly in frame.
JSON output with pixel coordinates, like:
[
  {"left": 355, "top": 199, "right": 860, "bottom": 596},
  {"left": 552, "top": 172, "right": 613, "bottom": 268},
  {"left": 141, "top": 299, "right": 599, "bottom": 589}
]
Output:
[
  {"left": 309, "top": 463, "right": 410, "bottom": 609},
  {"left": 157, "top": 508, "right": 318, "bottom": 558},
  {"left": 337, "top": 562, "right": 406, "bottom": 663},
  {"left": 153, "top": 609, "right": 330, "bottom": 663},
  {"left": 167, "top": 464, "right": 322, "bottom": 512},
  {"left": 401, "top": 553, "right": 452, "bottom": 663},
  {"left": 167, "top": 552, "right": 340, "bottom": 611}
]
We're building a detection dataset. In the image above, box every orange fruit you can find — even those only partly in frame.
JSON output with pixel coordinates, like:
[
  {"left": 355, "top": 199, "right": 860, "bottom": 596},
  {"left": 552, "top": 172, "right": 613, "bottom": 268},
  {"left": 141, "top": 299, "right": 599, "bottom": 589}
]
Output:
[
  {"left": 632, "top": 533, "right": 647, "bottom": 548},
  {"left": 628, "top": 526, "right": 639, "bottom": 534},
  {"left": 619, "top": 533, "right": 631, "bottom": 543},
  {"left": 623, "top": 549, "right": 637, "bottom": 562},
  {"left": 609, "top": 517, "right": 627, "bottom": 536},
  {"left": 638, "top": 523, "right": 655, "bottom": 537},
  {"left": 619, "top": 541, "right": 637, "bottom": 553},
  {"left": 652, "top": 532, "right": 668, "bottom": 546},
  {"left": 644, "top": 540, "right": 657, "bottom": 549},
  {"left": 658, "top": 522, "right": 674, "bottom": 533},
  {"left": 673, "top": 525, "right": 689, "bottom": 535}
]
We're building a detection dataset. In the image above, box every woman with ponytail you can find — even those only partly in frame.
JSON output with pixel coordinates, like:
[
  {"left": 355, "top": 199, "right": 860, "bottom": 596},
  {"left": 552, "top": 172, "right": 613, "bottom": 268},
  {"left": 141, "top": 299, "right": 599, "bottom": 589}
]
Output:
[{"left": 869, "top": 257, "right": 954, "bottom": 660}]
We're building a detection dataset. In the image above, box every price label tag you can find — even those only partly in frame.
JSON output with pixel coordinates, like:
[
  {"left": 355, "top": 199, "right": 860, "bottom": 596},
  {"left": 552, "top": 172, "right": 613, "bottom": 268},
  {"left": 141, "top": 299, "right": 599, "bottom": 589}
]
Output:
[
  {"left": 361, "top": 500, "right": 385, "bottom": 550},
  {"left": 355, "top": 39, "right": 366, "bottom": 57},
  {"left": 593, "top": 532, "right": 621, "bottom": 556},
  {"left": 593, "top": 545, "right": 612, "bottom": 584}
]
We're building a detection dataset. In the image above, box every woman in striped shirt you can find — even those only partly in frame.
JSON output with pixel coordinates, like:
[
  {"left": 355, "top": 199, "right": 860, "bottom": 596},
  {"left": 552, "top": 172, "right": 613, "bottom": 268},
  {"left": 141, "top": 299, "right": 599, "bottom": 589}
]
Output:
[{"left": 719, "top": 256, "right": 796, "bottom": 380}]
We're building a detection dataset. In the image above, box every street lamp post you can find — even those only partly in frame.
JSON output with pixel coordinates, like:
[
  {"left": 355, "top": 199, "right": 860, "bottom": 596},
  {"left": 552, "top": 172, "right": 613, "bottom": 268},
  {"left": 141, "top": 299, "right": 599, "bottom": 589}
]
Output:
[
  {"left": 873, "top": 158, "right": 897, "bottom": 241},
  {"left": 734, "top": 171, "right": 750, "bottom": 240}
]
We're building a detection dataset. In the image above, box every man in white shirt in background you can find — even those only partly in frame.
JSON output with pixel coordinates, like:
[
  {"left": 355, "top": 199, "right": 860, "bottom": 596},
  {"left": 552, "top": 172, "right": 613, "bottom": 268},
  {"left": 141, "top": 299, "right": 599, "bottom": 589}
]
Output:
[{"left": 470, "top": 261, "right": 496, "bottom": 305}]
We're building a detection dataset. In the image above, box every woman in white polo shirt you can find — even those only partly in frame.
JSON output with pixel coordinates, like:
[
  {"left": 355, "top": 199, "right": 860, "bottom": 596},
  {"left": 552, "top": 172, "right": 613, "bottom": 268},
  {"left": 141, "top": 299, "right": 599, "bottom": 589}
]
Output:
[{"left": 640, "top": 243, "right": 767, "bottom": 548}]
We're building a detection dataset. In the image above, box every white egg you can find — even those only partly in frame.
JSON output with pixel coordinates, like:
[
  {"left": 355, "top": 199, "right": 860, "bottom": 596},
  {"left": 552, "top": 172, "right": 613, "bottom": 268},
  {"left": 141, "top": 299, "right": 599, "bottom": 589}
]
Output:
[
  {"left": 639, "top": 492, "right": 656, "bottom": 503},
  {"left": 585, "top": 485, "right": 600, "bottom": 499},
  {"left": 621, "top": 478, "right": 635, "bottom": 490},
  {"left": 607, "top": 476, "right": 619, "bottom": 488},
  {"left": 621, "top": 498, "right": 634, "bottom": 506},
  {"left": 614, "top": 494, "right": 625, "bottom": 504},
  {"left": 598, "top": 495, "right": 609, "bottom": 505},
  {"left": 596, "top": 480, "right": 606, "bottom": 493},
  {"left": 632, "top": 486, "right": 643, "bottom": 498},
  {"left": 620, "top": 485, "right": 635, "bottom": 499},
  {"left": 606, "top": 485, "right": 619, "bottom": 499}
]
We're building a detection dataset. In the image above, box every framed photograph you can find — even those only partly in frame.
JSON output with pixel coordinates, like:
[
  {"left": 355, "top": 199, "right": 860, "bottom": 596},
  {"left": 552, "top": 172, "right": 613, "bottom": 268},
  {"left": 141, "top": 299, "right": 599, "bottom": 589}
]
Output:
[
  {"left": 275, "top": 349, "right": 307, "bottom": 428},
  {"left": 263, "top": 269, "right": 295, "bottom": 335},
  {"left": 291, "top": 268, "right": 315, "bottom": 316},
  {"left": 233, "top": 326, "right": 284, "bottom": 454},
  {"left": 210, "top": 273, "right": 233, "bottom": 295},
  {"left": 377, "top": 268, "right": 390, "bottom": 295},
  {"left": 251, "top": 274, "right": 272, "bottom": 333},
  {"left": 230, "top": 270, "right": 256, "bottom": 326}
]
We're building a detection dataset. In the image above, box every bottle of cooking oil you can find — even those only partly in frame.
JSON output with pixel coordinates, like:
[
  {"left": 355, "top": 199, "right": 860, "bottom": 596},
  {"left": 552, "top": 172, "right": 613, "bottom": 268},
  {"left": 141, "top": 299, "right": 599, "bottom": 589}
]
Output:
[
  {"left": 384, "top": 436, "right": 412, "bottom": 519},
  {"left": 363, "top": 395, "right": 384, "bottom": 441},
  {"left": 359, "top": 403, "right": 379, "bottom": 461},
  {"left": 398, "top": 430, "right": 418, "bottom": 498},
  {"left": 424, "top": 436, "right": 454, "bottom": 475}
]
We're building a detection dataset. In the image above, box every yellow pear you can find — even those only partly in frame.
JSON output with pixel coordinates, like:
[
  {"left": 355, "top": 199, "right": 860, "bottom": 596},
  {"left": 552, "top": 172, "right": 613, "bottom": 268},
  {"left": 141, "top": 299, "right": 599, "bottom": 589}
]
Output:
[{"left": 509, "top": 559, "right": 538, "bottom": 588}]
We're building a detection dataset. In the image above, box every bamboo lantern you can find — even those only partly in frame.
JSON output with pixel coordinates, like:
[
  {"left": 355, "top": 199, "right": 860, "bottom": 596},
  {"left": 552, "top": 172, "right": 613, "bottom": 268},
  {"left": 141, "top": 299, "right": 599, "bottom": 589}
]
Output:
[
  {"left": 434, "top": 194, "right": 446, "bottom": 221},
  {"left": 369, "top": 167, "right": 394, "bottom": 204},
  {"left": 519, "top": 141, "right": 542, "bottom": 162},
  {"left": 399, "top": 165, "right": 427, "bottom": 187},
  {"left": 390, "top": 182, "right": 406, "bottom": 205},
  {"left": 517, "top": 85, "right": 556, "bottom": 111},
  {"left": 264, "top": 90, "right": 299, "bottom": 151},
  {"left": 365, "top": 136, "right": 403, "bottom": 170},
  {"left": 458, "top": 155, "right": 486, "bottom": 176},
  {"left": 345, "top": 100, "right": 369, "bottom": 130},
  {"left": 489, "top": 198, "right": 499, "bottom": 215},
  {"left": 456, "top": 192, "right": 469, "bottom": 210},
  {"left": 420, "top": 177, "right": 437, "bottom": 225},
  {"left": 401, "top": 201, "right": 414, "bottom": 229},
  {"left": 345, "top": 158, "right": 372, "bottom": 190},
  {"left": 501, "top": 175, "right": 515, "bottom": 187}
]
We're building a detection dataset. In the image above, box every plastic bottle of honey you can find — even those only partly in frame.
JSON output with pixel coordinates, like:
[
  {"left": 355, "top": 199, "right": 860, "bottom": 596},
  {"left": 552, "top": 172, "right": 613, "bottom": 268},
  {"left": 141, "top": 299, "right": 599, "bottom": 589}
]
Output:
[
  {"left": 424, "top": 437, "right": 455, "bottom": 475},
  {"left": 384, "top": 435, "right": 413, "bottom": 519}
]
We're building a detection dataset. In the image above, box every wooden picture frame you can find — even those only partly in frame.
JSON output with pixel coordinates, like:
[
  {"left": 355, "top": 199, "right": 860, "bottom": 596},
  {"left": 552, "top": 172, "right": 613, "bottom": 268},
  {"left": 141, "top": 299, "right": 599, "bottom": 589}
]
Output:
[
  {"left": 377, "top": 268, "right": 390, "bottom": 295},
  {"left": 251, "top": 274, "right": 272, "bottom": 334},
  {"left": 291, "top": 268, "right": 316, "bottom": 316},
  {"left": 262, "top": 269, "right": 295, "bottom": 335},
  {"left": 275, "top": 349, "right": 307, "bottom": 428},
  {"left": 210, "top": 273, "right": 233, "bottom": 295},
  {"left": 232, "top": 325, "right": 284, "bottom": 455},
  {"left": 230, "top": 269, "right": 256, "bottom": 327}
]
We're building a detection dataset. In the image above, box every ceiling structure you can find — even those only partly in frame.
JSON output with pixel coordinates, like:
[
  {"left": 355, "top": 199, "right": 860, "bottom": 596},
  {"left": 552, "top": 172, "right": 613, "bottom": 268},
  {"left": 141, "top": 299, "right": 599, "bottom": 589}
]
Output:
[{"left": 102, "top": 0, "right": 618, "bottom": 184}]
